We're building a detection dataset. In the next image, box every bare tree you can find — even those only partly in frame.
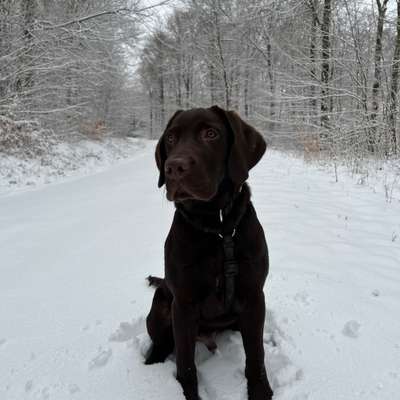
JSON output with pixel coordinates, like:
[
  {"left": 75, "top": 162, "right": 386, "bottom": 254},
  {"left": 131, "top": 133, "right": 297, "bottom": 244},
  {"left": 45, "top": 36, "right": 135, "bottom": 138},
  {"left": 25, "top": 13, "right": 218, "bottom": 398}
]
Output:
[
  {"left": 1, "top": 0, "right": 150, "bottom": 137},
  {"left": 370, "top": 0, "right": 389, "bottom": 152},
  {"left": 388, "top": 0, "right": 400, "bottom": 154},
  {"left": 307, "top": 0, "right": 320, "bottom": 121},
  {"left": 320, "top": 0, "right": 332, "bottom": 135},
  {"left": 136, "top": 0, "right": 400, "bottom": 166}
]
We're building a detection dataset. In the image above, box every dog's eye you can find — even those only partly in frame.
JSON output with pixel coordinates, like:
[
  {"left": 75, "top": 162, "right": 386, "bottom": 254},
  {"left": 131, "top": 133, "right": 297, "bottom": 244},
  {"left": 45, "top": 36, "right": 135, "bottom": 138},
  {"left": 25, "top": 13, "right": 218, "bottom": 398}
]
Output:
[
  {"left": 166, "top": 133, "right": 175, "bottom": 145},
  {"left": 203, "top": 129, "right": 219, "bottom": 141}
]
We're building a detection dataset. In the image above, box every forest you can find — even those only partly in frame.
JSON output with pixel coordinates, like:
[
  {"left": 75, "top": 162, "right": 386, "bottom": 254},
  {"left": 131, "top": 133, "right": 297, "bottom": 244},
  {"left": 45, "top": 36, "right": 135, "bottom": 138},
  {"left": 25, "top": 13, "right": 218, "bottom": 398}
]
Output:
[
  {"left": 1, "top": 3, "right": 400, "bottom": 400},
  {"left": 1, "top": 0, "right": 400, "bottom": 164}
]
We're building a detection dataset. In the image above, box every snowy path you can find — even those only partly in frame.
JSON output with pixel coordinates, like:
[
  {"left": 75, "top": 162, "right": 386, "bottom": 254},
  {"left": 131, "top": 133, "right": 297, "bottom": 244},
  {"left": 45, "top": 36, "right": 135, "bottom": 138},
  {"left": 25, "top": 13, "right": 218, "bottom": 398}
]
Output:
[{"left": 1, "top": 146, "right": 399, "bottom": 400}]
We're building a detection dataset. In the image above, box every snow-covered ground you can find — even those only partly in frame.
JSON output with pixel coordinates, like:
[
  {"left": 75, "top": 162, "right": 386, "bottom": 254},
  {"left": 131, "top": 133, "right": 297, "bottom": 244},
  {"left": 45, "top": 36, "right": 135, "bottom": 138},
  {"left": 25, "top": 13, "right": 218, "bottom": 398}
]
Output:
[
  {"left": 0, "top": 145, "right": 399, "bottom": 400},
  {"left": 0, "top": 136, "right": 146, "bottom": 195}
]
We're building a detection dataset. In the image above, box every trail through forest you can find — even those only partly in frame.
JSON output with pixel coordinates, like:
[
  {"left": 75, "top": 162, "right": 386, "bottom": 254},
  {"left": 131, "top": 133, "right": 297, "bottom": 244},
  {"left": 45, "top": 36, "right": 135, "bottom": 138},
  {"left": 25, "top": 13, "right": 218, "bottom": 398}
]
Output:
[{"left": 1, "top": 145, "right": 399, "bottom": 400}]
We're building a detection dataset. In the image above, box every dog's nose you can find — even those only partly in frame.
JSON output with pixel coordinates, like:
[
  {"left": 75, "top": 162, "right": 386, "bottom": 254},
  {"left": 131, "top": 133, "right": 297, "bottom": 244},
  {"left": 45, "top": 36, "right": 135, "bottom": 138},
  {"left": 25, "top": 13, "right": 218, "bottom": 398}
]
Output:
[{"left": 165, "top": 157, "right": 194, "bottom": 180}]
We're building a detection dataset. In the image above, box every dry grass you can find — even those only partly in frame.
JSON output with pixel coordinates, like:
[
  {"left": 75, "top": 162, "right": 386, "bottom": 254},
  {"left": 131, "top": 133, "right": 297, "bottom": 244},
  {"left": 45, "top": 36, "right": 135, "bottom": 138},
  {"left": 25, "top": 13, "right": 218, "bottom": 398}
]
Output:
[
  {"left": 299, "top": 133, "right": 321, "bottom": 162},
  {"left": 79, "top": 120, "right": 106, "bottom": 139}
]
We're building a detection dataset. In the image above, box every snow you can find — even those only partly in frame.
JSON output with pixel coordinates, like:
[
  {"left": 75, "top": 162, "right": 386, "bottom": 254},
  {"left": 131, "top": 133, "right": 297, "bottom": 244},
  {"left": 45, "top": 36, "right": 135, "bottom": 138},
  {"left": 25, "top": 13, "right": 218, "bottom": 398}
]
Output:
[
  {"left": 325, "top": 156, "right": 400, "bottom": 204},
  {"left": 0, "top": 145, "right": 399, "bottom": 400},
  {"left": 342, "top": 321, "right": 361, "bottom": 339},
  {"left": 88, "top": 348, "right": 113, "bottom": 370},
  {"left": 0, "top": 136, "right": 147, "bottom": 195}
]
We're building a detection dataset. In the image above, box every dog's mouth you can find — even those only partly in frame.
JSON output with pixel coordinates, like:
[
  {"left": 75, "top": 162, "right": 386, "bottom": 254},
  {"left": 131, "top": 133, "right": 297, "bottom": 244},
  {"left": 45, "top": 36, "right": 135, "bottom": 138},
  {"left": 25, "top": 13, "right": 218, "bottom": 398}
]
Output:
[
  {"left": 167, "top": 187, "right": 192, "bottom": 202},
  {"left": 166, "top": 182, "right": 217, "bottom": 203}
]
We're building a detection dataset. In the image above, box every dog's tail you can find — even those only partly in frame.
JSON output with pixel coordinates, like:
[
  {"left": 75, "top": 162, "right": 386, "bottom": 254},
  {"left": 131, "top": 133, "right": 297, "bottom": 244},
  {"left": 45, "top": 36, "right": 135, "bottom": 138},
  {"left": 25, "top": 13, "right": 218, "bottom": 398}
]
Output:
[{"left": 146, "top": 275, "right": 165, "bottom": 288}]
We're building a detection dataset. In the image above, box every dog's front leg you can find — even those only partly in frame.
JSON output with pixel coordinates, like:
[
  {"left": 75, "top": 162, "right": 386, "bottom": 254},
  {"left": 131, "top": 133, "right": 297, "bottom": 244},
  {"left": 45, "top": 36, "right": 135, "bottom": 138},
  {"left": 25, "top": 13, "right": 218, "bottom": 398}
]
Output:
[
  {"left": 239, "top": 291, "right": 273, "bottom": 400},
  {"left": 172, "top": 299, "right": 199, "bottom": 400}
]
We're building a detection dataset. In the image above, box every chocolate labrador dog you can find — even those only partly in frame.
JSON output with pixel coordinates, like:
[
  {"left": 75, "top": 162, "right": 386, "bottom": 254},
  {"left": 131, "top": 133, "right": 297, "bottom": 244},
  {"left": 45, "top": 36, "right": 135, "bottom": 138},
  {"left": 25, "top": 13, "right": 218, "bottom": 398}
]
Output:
[{"left": 145, "top": 105, "right": 273, "bottom": 400}]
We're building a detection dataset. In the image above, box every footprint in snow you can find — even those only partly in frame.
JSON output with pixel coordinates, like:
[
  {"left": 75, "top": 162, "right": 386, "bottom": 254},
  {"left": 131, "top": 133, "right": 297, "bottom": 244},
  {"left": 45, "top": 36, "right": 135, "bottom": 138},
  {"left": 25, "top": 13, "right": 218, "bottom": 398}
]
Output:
[
  {"left": 195, "top": 310, "right": 304, "bottom": 399},
  {"left": 68, "top": 383, "right": 80, "bottom": 394},
  {"left": 293, "top": 291, "right": 311, "bottom": 306},
  {"left": 88, "top": 347, "right": 112, "bottom": 370},
  {"left": 41, "top": 386, "right": 50, "bottom": 399},
  {"left": 109, "top": 317, "right": 145, "bottom": 343},
  {"left": 25, "top": 380, "right": 33, "bottom": 392},
  {"left": 110, "top": 318, "right": 151, "bottom": 359},
  {"left": 342, "top": 320, "right": 361, "bottom": 338},
  {"left": 121, "top": 311, "right": 305, "bottom": 399},
  {"left": 0, "top": 338, "right": 6, "bottom": 347}
]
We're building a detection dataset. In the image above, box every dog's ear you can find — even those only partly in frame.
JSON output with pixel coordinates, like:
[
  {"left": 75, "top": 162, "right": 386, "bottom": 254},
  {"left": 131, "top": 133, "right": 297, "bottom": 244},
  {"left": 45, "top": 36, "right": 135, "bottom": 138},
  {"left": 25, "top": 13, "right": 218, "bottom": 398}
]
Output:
[
  {"left": 155, "top": 110, "right": 183, "bottom": 188},
  {"left": 211, "top": 105, "right": 266, "bottom": 186}
]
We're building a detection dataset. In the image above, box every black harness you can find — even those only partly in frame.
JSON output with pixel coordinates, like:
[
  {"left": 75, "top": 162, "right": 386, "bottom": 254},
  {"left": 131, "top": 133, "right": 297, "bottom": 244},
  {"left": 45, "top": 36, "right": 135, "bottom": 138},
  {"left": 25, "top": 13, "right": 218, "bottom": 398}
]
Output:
[{"left": 176, "top": 184, "right": 250, "bottom": 313}]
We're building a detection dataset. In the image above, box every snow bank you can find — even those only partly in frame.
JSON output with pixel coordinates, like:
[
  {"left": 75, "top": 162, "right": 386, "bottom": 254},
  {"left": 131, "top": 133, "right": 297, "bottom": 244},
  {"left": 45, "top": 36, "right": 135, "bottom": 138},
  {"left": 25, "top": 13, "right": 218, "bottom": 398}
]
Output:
[
  {"left": 0, "top": 116, "right": 147, "bottom": 194},
  {"left": 301, "top": 150, "right": 400, "bottom": 204}
]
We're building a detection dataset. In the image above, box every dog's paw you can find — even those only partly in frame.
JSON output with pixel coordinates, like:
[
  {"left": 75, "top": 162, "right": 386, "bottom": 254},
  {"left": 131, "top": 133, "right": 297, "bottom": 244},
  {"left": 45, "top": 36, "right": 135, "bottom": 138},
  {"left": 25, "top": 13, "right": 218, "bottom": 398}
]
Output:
[
  {"left": 144, "top": 343, "right": 171, "bottom": 365},
  {"left": 247, "top": 381, "right": 273, "bottom": 400}
]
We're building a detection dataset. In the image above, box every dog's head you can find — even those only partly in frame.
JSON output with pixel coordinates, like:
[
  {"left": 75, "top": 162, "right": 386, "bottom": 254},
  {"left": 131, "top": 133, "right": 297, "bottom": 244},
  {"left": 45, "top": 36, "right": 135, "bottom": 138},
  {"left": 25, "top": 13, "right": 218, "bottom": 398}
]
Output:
[{"left": 155, "top": 105, "right": 266, "bottom": 202}]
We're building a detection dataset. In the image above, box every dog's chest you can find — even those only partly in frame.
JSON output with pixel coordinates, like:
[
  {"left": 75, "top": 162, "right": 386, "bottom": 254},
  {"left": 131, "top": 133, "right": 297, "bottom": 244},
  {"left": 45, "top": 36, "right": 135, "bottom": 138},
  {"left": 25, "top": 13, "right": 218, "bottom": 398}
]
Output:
[
  {"left": 167, "top": 224, "right": 253, "bottom": 320},
  {"left": 199, "top": 254, "right": 226, "bottom": 319},
  {"left": 169, "top": 236, "right": 228, "bottom": 317}
]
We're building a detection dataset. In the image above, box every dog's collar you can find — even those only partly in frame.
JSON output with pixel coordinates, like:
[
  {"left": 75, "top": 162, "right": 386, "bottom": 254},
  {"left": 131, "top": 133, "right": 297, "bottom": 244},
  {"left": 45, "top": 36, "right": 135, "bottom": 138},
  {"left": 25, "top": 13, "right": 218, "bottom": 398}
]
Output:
[{"left": 175, "top": 183, "right": 250, "bottom": 237}]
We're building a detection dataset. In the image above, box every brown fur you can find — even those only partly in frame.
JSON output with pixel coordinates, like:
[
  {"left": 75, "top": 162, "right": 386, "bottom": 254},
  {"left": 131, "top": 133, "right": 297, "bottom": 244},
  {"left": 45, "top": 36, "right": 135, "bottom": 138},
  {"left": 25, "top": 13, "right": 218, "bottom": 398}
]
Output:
[{"left": 145, "top": 106, "right": 273, "bottom": 400}]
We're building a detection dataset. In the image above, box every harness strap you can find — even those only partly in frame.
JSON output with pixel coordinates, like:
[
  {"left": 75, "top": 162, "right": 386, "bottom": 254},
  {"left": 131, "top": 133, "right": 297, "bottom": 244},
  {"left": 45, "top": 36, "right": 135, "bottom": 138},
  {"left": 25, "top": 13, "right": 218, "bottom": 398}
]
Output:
[
  {"left": 222, "top": 235, "right": 238, "bottom": 312},
  {"left": 176, "top": 184, "right": 250, "bottom": 313}
]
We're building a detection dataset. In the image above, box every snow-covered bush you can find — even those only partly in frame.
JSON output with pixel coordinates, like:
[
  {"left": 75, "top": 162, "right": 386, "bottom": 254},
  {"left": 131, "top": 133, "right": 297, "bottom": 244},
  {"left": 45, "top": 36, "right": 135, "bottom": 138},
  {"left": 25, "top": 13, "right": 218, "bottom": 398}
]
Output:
[{"left": 0, "top": 116, "right": 57, "bottom": 159}]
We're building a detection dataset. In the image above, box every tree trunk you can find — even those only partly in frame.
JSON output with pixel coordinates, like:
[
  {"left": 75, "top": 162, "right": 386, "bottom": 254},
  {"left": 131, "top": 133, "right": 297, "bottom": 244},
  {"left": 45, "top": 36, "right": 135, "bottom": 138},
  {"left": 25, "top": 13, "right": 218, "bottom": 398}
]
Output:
[
  {"left": 213, "top": 4, "right": 230, "bottom": 109},
  {"left": 370, "top": 0, "right": 389, "bottom": 152},
  {"left": 177, "top": 57, "right": 182, "bottom": 108},
  {"left": 184, "top": 54, "right": 193, "bottom": 109},
  {"left": 177, "top": 42, "right": 182, "bottom": 108},
  {"left": 307, "top": 0, "right": 320, "bottom": 123},
  {"left": 184, "top": 75, "right": 190, "bottom": 108},
  {"left": 209, "top": 62, "right": 216, "bottom": 105},
  {"left": 17, "top": 0, "right": 37, "bottom": 94},
  {"left": 388, "top": 0, "right": 400, "bottom": 154},
  {"left": 310, "top": 10, "right": 318, "bottom": 118},
  {"left": 159, "top": 72, "right": 165, "bottom": 128},
  {"left": 266, "top": 34, "right": 275, "bottom": 132},
  {"left": 149, "top": 88, "right": 154, "bottom": 139},
  {"left": 244, "top": 63, "right": 249, "bottom": 117},
  {"left": 320, "top": 0, "right": 332, "bottom": 136},
  {"left": 0, "top": 1, "right": 11, "bottom": 98}
]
